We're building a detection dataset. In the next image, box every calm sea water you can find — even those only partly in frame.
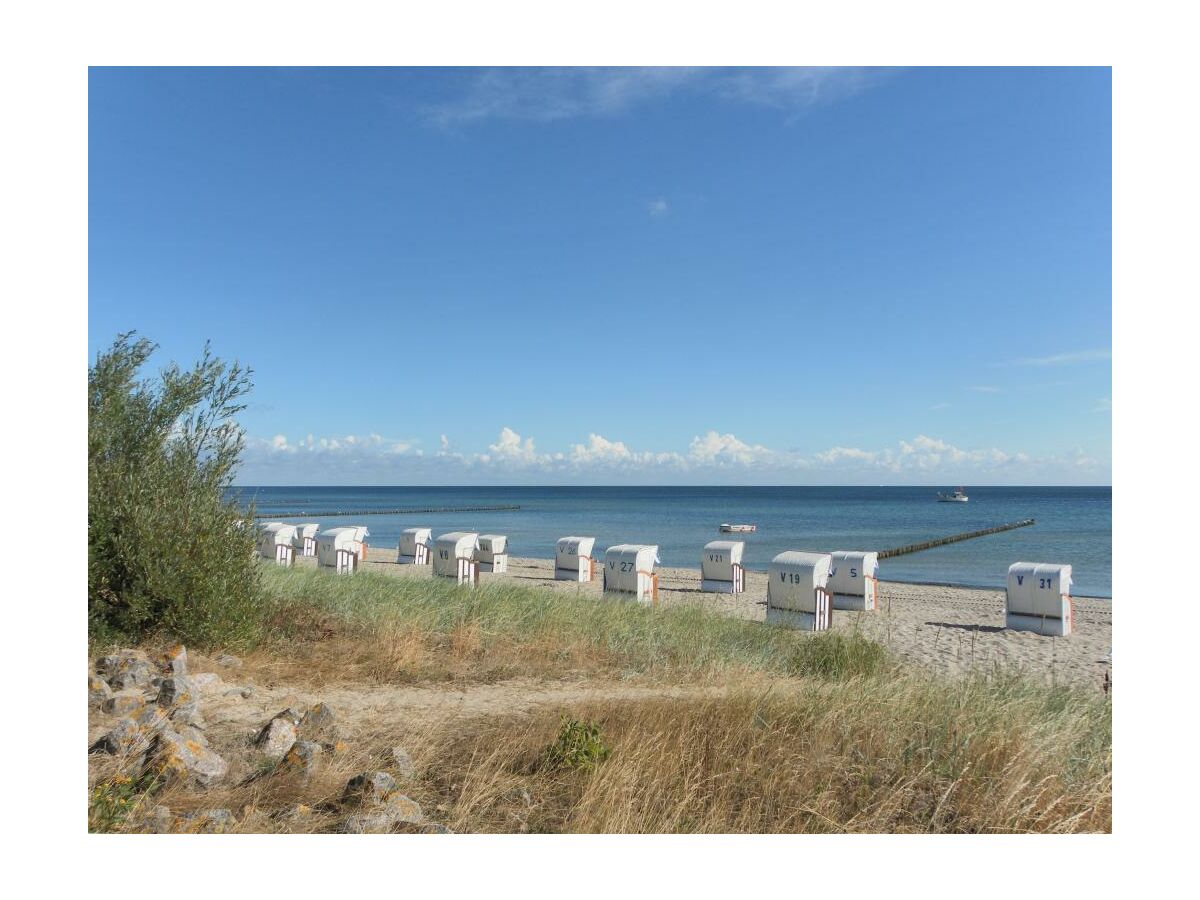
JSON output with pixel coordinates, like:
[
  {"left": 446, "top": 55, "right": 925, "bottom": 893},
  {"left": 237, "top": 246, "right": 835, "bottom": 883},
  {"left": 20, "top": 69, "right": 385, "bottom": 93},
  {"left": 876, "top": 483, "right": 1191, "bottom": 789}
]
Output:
[{"left": 232, "top": 486, "right": 1112, "bottom": 597}]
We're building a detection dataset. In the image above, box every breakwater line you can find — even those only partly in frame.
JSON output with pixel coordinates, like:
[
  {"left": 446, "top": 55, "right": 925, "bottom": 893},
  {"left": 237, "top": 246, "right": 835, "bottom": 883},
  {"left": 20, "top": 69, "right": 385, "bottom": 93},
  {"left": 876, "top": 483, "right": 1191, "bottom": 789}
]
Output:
[
  {"left": 252, "top": 504, "right": 521, "bottom": 519},
  {"left": 879, "top": 519, "right": 1035, "bottom": 559}
]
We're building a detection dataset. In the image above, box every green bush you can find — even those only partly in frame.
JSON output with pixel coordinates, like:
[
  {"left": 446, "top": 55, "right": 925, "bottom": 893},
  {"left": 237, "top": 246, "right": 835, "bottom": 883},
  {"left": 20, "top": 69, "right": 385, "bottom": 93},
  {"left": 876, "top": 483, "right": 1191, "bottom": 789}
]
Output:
[
  {"left": 540, "top": 717, "right": 611, "bottom": 772},
  {"left": 88, "top": 770, "right": 164, "bottom": 833},
  {"left": 88, "top": 333, "right": 262, "bottom": 648}
]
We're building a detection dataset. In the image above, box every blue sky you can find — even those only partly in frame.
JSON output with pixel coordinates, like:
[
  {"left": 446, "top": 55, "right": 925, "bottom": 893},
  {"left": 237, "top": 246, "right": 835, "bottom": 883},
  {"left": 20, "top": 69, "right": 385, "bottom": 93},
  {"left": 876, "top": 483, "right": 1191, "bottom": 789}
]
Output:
[{"left": 88, "top": 67, "right": 1111, "bottom": 486}]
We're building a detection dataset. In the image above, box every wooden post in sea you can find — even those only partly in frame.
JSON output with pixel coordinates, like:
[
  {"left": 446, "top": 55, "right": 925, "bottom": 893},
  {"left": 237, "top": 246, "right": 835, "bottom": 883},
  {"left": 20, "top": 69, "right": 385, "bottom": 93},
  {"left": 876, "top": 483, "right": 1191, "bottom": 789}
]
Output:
[{"left": 878, "top": 518, "right": 1036, "bottom": 559}]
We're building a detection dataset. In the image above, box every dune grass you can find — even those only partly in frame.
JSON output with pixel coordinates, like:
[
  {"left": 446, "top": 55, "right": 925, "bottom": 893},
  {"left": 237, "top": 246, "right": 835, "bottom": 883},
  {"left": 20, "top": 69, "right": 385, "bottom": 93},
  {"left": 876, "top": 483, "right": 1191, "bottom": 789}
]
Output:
[
  {"left": 416, "top": 682, "right": 1111, "bottom": 833},
  {"left": 91, "top": 564, "right": 1111, "bottom": 834},
  {"left": 245, "top": 565, "right": 890, "bottom": 683}
]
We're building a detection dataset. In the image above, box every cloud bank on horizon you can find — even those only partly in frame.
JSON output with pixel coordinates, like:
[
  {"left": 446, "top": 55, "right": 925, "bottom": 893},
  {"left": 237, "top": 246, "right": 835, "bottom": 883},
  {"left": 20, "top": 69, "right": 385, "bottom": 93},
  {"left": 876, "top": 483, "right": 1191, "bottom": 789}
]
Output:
[{"left": 238, "top": 426, "right": 1108, "bottom": 486}]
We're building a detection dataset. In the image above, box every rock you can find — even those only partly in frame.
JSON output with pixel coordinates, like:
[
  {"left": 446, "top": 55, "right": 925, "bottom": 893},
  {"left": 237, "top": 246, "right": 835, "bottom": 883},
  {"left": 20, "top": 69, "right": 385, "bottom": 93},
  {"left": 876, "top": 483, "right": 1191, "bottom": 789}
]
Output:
[
  {"left": 341, "top": 811, "right": 394, "bottom": 834},
  {"left": 390, "top": 747, "right": 415, "bottom": 778},
  {"left": 159, "top": 645, "right": 187, "bottom": 676},
  {"left": 102, "top": 691, "right": 145, "bottom": 716},
  {"left": 109, "top": 663, "right": 154, "bottom": 691},
  {"left": 157, "top": 675, "right": 195, "bottom": 706},
  {"left": 342, "top": 795, "right": 424, "bottom": 833},
  {"left": 223, "top": 686, "right": 253, "bottom": 700},
  {"left": 279, "top": 740, "right": 323, "bottom": 778},
  {"left": 423, "top": 822, "right": 454, "bottom": 834},
  {"left": 190, "top": 672, "right": 224, "bottom": 692},
  {"left": 95, "top": 649, "right": 150, "bottom": 679},
  {"left": 343, "top": 771, "right": 398, "bottom": 806},
  {"left": 144, "top": 729, "right": 228, "bottom": 787},
  {"left": 90, "top": 705, "right": 170, "bottom": 756},
  {"left": 255, "top": 717, "right": 298, "bottom": 759},
  {"left": 89, "top": 675, "right": 113, "bottom": 708},
  {"left": 176, "top": 723, "right": 209, "bottom": 748},
  {"left": 274, "top": 803, "right": 316, "bottom": 822},
  {"left": 157, "top": 675, "right": 201, "bottom": 724},
  {"left": 98, "top": 650, "right": 155, "bottom": 690},
  {"left": 177, "top": 808, "right": 235, "bottom": 833},
  {"left": 215, "top": 653, "right": 242, "bottom": 669},
  {"left": 145, "top": 805, "right": 174, "bottom": 833},
  {"left": 298, "top": 703, "right": 340, "bottom": 745},
  {"left": 269, "top": 707, "right": 304, "bottom": 727}
]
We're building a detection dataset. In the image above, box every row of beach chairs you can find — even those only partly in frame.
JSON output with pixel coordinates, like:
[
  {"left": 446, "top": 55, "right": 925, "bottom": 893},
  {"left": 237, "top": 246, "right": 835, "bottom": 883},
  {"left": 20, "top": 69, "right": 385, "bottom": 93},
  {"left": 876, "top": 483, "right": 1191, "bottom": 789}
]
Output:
[{"left": 255, "top": 523, "right": 1074, "bottom": 637}]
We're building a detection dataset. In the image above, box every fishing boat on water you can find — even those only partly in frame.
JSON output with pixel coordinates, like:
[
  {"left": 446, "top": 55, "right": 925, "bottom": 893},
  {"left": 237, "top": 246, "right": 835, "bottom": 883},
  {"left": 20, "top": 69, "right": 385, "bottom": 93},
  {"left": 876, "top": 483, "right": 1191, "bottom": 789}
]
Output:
[
  {"left": 719, "top": 523, "right": 758, "bottom": 533},
  {"left": 936, "top": 487, "right": 969, "bottom": 503}
]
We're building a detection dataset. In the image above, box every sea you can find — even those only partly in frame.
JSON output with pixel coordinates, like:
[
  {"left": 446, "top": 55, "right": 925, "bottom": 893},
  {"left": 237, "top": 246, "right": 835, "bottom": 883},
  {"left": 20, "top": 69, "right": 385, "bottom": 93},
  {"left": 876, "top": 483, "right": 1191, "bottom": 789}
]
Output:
[{"left": 232, "top": 486, "right": 1112, "bottom": 598}]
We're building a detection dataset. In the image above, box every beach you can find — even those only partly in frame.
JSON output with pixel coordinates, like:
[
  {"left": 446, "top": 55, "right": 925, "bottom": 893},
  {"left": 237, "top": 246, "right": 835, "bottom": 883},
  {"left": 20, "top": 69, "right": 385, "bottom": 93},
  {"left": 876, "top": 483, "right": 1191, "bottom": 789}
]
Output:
[{"left": 324, "top": 548, "right": 1113, "bottom": 690}]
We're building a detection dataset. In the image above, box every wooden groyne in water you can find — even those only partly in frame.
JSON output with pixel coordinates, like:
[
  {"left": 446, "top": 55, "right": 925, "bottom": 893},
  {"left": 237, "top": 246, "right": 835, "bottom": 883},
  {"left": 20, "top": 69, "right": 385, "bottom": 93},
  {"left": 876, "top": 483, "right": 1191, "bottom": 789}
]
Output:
[
  {"left": 252, "top": 504, "right": 521, "bottom": 519},
  {"left": 879, "top": 519, "right": 1035, "bottom": 559}
]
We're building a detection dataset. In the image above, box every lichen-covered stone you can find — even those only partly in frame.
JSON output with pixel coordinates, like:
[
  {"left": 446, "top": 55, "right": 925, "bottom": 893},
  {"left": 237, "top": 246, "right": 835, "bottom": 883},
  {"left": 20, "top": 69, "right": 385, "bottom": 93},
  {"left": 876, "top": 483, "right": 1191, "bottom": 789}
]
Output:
[
  {"left": 175, "top": 723, "right": 209, "bottom": 747},
  {"left": 255, "top": 716, "right": 298, "bottom": 759},
  {"left": 90, "top": 705, "right": 170, "bottom": 756},
  {"left": 145, "top": 729, "right": 229, "bottom": 787},
  {"left": 157, "top": 675, "right": 196, "bottom": 706},
  {"left": 95, "top": 649, "right": 150, "bottom": 679},
  {"left": 279, "top": 740, "right": 323, "bottom": 777},
  {"left": 273, "top": 803, "right": 316, "bottom": 822},
  {"left": 342, "top": 795, "right": 423, "bottom": 833},
  {"left": 157, "top": 675, "right": 201, "bottom": 725},
  {"left": 89, "top": 675, "right": 114, "bottom": 708},
  {"left": 177, "top": 808, "right": 235, "bottom": 833},
  {"left": 144, "top": 804, "right": 174, "bottom": 833},
  {"left": 390, "top": 746, "right": 415, "bottom": 779},
  {"left": 102, "top": 691, "right": 145, "bottom": 716},
  {"left": 298, "top": 702, "right": 341, "bottom": 745},
  {"left": 159, "top": 645, "right": 187, "bottom": 677},
  {"left": 343, "top": 771, "right": 398, "bottom": 806},
  {"left": 269, "top": 707, "right": 304, "bottom": 727},
  {"left": 109, "top": 663, "right": 154, "bottom": 691}
]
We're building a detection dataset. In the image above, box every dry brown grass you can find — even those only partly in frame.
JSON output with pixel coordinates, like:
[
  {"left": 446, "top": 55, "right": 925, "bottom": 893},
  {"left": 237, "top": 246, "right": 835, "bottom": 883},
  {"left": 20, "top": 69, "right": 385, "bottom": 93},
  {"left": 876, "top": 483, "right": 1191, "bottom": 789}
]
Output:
[
  {"left": 96, "top": 670, "right": 1109, "bottom": 834},
  {"left": 409, "top": 682, "right": 1111, "bottom": 834}
]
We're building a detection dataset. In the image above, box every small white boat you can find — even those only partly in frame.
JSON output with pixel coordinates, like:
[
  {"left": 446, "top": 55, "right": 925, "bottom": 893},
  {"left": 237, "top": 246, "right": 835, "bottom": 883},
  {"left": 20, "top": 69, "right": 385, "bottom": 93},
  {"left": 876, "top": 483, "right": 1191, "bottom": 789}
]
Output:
[
  {"left": 937, "top": 487, "right": 969, "bottom": 503},
  {"left": 719, "top": 523, "right": 757, "bottom": 533}
]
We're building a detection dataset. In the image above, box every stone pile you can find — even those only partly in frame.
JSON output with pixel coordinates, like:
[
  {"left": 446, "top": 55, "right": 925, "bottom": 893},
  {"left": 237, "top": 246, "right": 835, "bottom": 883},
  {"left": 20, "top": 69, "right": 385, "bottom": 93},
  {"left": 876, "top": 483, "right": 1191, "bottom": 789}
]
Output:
[
  {"left": 90, "top": 647, "right": 452, "bottom": 834},
  {"left": 89, "top": 646, "right": 229, "bottom": 787}
]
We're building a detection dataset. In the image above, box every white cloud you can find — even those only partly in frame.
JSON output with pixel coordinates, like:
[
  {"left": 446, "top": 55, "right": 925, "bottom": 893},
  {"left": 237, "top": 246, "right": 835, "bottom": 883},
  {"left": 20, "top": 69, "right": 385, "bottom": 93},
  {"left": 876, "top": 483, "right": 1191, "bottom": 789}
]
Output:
[
  {"left": 422, "top": 67, "right": 888, "bottom": 126},
  {"left": 487, "top": 426, "right": 542, "bottom": 463},
  {"left": 815, "top": 446, "right": 878, "bottom": 465},
  {"left": 570, "top": 433, "right": 632, "bottom": 463},
  {"left": 242, "top": 427, "right": 1106, "bottom": 485},
  {"left": 1096, "top": 397, "right": 1111, "bottom": 412},
  {"left": 569, "top": 433, "right": 681, "bottom": 468},
  {"left": 688, "top": 431, "right": 777, "bottom": 466},
  {"left": 1006, "top": 348, "right": 1111, "bottom": 367},
  {"left": 929, "top": 402, "right": 951, "bottom": 410},
  {"left": 647, "top": 198, "right": 669, "bottom": 217}
]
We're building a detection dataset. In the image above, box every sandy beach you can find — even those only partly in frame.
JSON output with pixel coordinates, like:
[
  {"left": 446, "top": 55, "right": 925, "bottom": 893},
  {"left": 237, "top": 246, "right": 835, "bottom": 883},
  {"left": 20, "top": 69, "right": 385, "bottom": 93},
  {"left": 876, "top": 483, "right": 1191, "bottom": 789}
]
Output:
[{"left": 298, "top": 548, "right": 1113, "bottom": 690}]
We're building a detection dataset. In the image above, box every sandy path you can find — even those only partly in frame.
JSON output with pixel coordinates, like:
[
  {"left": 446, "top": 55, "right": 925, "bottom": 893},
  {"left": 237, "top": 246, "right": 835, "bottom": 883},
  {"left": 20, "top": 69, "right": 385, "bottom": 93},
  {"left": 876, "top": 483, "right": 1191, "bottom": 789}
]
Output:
[
  {"left": 88, "top": 674, "right": 728, "bottom": 754},
  {"left": 309, "top": 548, "right": 1112, "bottom": 690}
]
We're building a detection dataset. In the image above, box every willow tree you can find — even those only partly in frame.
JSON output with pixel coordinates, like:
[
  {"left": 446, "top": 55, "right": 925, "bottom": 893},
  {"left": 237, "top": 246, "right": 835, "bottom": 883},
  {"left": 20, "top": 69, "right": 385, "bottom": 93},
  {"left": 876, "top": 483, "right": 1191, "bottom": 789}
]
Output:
[{"left": 88, "top": 333, "right": 261, "bottom": 647}]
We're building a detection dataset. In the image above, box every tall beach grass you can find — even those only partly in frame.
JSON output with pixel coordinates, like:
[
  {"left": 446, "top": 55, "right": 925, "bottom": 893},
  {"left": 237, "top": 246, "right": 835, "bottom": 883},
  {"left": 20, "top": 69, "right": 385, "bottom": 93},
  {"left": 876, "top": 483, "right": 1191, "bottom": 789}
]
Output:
[{"left": 244, "top": 565, "right": 890, "bottom": 683}]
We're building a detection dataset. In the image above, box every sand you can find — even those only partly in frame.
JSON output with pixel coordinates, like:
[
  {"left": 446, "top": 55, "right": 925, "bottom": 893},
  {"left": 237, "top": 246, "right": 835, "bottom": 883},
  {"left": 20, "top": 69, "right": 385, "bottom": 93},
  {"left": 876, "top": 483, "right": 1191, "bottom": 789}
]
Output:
[{"left": 304, "top": 548, "right": 1113, "bottom": 691}]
